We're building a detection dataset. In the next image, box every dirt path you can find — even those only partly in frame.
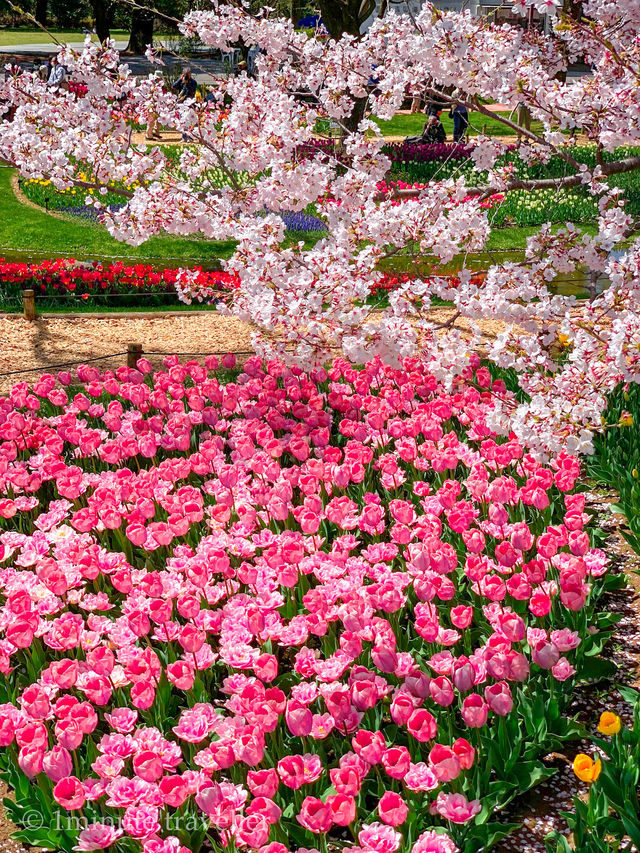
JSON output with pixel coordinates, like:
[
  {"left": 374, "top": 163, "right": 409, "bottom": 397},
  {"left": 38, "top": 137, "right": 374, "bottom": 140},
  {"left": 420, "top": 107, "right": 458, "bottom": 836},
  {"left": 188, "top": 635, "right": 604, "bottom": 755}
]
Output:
[
  {"left": 0, "top": 309, "right": 513, "bottom": 394},
  {"left": 0, "top": 313, "right": 258, "bottom": 393},
  {"left": 497, "top": 488, "right": 640, "bottom": 853}
]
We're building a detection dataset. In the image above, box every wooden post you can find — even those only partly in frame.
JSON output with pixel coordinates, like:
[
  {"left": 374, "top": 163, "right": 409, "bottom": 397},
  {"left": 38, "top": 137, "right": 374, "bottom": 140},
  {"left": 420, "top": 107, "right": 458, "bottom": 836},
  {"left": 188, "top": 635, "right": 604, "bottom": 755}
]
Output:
[
  {"left": 23, "top": 289, "right": 36, "bottom": 321},
  {"left": 482, "top": 123, "right": 487, "bottom": 136},
  {"left": 127, "top": 343, "right": 143, "bottom": 369}
]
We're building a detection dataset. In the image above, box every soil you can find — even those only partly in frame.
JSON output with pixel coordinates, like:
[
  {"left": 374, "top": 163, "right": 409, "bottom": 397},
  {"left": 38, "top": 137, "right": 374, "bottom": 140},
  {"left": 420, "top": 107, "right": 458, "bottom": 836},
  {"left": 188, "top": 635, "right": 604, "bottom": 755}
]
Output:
[{"left": 0, "top": 313, "right": 257, "bottom": 394}]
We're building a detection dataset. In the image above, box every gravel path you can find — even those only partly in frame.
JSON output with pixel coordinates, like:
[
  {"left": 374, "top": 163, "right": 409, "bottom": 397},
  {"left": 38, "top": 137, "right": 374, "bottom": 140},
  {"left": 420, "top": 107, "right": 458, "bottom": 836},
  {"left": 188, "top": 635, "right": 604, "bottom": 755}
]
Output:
[
  {"left": 0, "top": 309, "right": 512, "bottom": 394},
  {"left": 0, "top": 314, "right": 256, "bottom": 393}
]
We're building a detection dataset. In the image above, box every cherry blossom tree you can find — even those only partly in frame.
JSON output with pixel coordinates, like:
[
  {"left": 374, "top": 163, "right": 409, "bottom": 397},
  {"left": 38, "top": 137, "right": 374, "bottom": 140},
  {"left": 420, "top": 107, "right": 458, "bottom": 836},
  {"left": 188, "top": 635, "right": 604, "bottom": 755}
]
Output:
[{"left": 1, "top": 0, "right": 640, "bottom": 454}]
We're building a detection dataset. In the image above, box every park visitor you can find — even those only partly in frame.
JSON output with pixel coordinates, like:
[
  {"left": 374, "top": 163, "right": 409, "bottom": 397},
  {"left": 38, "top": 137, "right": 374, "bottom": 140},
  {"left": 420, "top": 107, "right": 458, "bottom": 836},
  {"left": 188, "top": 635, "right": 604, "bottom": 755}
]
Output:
[
  {"left": 404, "top": 113, "right": 447, "bottom": 145},
  {"left": 423, "top": 114, "right": 446, "bottom": 143},
  {"left": 450, "top": 103, "right": 469, "bottom": 142},
  {"left": 46, "top": 57, "right": 65, "bottom": 88},
  {"left": 172, "top": 69, "right": 197, "bottom": 102},
  {"left": 172, "top": 69, "right": 197, "bottom": 140}
]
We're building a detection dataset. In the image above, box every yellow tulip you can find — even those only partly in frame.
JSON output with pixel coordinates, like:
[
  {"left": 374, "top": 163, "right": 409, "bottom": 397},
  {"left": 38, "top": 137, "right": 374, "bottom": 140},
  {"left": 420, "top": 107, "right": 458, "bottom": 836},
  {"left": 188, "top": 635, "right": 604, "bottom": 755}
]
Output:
[
  {"left": 598, "top": 712, "right": 621, "bottom": 736},
  {"left": 619, "top": 413, "right": 634, "bottom": 427},
  {"left": 573, "top": 754, "right": 602, "bottom": 783}
]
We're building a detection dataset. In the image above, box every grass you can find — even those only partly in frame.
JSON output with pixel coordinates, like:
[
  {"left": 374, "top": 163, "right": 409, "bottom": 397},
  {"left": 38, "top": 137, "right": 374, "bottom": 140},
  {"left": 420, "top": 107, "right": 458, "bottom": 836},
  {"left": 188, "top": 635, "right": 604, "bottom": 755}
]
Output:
[
  {"left": 375, "top": 111, "right": 544, "bottom": 139},
  {"left": 0, "top": 167, "right": 235, "bottom": 265},
  {"left": 1, "top": 302, "right": 221, "bottom": 315},
  {"left": 0, "top": 28, "right": 129, "bottom": 47}
]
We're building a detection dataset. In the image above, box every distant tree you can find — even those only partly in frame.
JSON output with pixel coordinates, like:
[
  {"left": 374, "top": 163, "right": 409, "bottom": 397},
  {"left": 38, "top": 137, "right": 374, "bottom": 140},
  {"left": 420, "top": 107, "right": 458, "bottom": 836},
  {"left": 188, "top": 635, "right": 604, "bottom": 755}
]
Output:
[
  {"left": 315, "top": 0, "right": 376, "bottom": 38},
  {"left": 89, "top": 0, "right": 116, "bottom": 42},
  {"left": 49, "top": 0, "right": 89, "bottom": 28},
  {"left": 126, "top": 5, "right": 154, "bottom": 52},
  {"left": 34, "top": 0, "right": 47, "bottom": 25}
]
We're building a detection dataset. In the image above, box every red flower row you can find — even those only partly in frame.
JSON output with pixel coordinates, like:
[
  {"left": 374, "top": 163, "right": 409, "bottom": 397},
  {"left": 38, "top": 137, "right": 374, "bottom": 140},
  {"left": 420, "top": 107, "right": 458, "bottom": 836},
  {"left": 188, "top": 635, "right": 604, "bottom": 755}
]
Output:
[{"left": 0, "top": 258, "right": 240, "bottom": 299}]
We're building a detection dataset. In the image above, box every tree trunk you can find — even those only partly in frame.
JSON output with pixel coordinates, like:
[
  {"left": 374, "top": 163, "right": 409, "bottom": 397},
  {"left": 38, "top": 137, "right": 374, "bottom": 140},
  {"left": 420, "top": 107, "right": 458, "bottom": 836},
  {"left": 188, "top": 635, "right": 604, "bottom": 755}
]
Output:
[
  {"left": 34, "top": 0, "right": 48, "bottom": 27},
  {"left": 126, "top": 8, "right": 154, "bottom": 54},
  {"left": 316, "top": 0, "right": 376, "bottom": 38},
  {"left": 315, "top": 0, "right": 376, "bottom": 130},
  {"left": 91, "top": 0, "right": 115, "bottom": 43},
  {"left": 290, "top": 0, "right": 304, "bottom": 26}
]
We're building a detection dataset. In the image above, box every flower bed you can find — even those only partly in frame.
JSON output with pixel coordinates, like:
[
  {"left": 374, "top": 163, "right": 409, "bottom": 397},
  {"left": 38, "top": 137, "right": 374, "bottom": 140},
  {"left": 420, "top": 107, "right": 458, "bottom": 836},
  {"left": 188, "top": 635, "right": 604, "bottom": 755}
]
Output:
[
  {"left": 0, "top": 258, "right": 239, "bottom": 309},
  {"left": 0, "top": 355, "right": 618, "bottom": 853},
  {"left": 376, "top": 182, "right": 504, "bottom": 210},
  {"left": 296, "top": 141, "right": 476, "bottom": 166}
]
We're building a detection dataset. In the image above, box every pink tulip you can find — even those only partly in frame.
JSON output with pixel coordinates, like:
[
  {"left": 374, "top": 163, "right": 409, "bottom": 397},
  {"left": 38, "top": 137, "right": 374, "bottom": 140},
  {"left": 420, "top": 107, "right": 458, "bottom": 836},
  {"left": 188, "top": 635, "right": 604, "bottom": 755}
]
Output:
[
  {"left": 330, "top": 766, "right": 362, "bottom": 796},
  {"left": 285, "top": 703, "right": 313, "bottom": 737},
  {"left": 133, "top": 750, "right": 164, "bottom": 782},
  {"left": 452, "top": 737, "right": 475, "bottom": 770},
  {"left": 159, "top": 775, "right": 189, "bottom": 808},
  {"left": 122, "top": 805, "right": 160, "bottom": 839},
  {"left": 248, "top": 769, "right": 279, "bottom": 798},
  {"left": 130, "top": 681, "right": 156, "bottom": 710},
  {"left": 411, "top": 829, "right": 457, "bottom": 853},
  {"left": 18, "top": 745, "right": 44, "bottom": 778},
  {"left": 43, "top": 746, "right": 73, "bottom": 782},
  {"left": 531, "top": 639, "right": 560, "bottom": 670},
  {"left": 461, "top": 694, "right": 489, "bottom": 728},
  {"left": 428, "top": 744, "right": 461, "bottom": 783},
  {"left": 352, "top": 730, "right": 386, "bottom": 764},
  {"left": 54, "top": 776, "right": 86, "bottom": 810},
  {"left": 378, "top": 792, "right": 408, "bottom": 826},
  {"left": 328, "top": 793, "right": 356, "bottom": 826},
  {"left": 429, "top": 676, "right": 455, "bottom": 707},
  {"left": 73, "top": 823, "right": 123, "bottom": 851},
  {"left": 407, "top": 708, "right": 437, "bottom": 742},
  {"left": 484, "top": 682, "right": 513, "bottom": 716},
  {"left": 297, "top": 797, "right": 332, "bottom": 834},
  {"left": 431, "top": 792, "right": 481, "bottom": 824},
  {"left": 237, "top": 814, "right": 270, "bottom": 847},
  {"left": 358, "top": 821, "right": 402, "bottom": 853},
  {"left": 382, "top": 746, "right": 411, "bottom": 779}
]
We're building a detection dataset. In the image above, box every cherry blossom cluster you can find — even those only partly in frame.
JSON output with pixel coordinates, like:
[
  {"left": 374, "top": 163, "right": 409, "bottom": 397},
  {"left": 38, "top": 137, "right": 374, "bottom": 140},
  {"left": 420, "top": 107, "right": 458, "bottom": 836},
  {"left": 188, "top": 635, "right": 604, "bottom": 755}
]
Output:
[
  {"left": 2, "top": 0, "right": 640, "bottom": 452},
  {"left": 0, "top": 355, "right": 609, "bottom": 853}
]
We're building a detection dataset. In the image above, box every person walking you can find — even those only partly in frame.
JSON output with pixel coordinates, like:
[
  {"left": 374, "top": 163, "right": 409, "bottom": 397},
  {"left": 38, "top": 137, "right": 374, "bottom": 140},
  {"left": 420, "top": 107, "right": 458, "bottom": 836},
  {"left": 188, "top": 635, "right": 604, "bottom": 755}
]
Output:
[
  {"left": 172, "top": 69, "right": 197, "bottom": 141},
  {"left": 449, "top": 103, "right": 469, "bottom": 142},
  {"left": 410, "top": 85, "right": 423, "bottom": 114}
]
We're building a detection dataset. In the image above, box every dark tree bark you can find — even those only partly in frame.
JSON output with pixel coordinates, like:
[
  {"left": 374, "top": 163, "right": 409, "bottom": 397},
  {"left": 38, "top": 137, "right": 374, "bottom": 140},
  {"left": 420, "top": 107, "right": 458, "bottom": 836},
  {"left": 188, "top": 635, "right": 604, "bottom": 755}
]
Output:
[
  {"left": 34, "top": 0, "right": 48, "bottom": 27},
  {"left": 90, "top": 0, "right": 116, "bottom": 43},
  {"left": 126, "top": 8, "right": 154, "bottom": 54},
  {"left": 316, "top": 0, "right": 376, "bottom": 38},
  {"left": 290, "top": 0, "right": 304, "bottom": 26},
  {"left": 316, "top": 0, "right": 377, "bottom": 131}
]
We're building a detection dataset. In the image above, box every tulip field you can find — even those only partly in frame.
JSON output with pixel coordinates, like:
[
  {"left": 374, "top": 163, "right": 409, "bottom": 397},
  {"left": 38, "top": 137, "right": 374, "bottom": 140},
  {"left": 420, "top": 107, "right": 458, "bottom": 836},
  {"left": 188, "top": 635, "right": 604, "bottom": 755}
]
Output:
[
  {"left": 5, "top": 0, "right": 640, "bottom": 847},
  {"left": 0, "top": 352, "right": 632, "bottom": 853}
]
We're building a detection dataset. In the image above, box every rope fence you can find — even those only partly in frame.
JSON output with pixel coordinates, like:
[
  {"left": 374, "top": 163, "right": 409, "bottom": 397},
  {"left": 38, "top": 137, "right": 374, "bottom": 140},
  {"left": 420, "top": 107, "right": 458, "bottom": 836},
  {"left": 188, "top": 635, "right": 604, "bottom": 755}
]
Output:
[
  {"left": 0, "top": 345, "right": 258, "bottom": 379},
  {"left": 2, "top": 273, "right": 608, "bottom": 317}
]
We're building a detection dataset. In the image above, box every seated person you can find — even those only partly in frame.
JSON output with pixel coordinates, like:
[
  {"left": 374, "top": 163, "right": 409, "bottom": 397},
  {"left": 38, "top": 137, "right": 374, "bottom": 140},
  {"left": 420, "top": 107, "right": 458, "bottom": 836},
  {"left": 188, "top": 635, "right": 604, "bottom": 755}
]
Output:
[{"left": 405, "top": 114, "right": 446, "bottom": 145}]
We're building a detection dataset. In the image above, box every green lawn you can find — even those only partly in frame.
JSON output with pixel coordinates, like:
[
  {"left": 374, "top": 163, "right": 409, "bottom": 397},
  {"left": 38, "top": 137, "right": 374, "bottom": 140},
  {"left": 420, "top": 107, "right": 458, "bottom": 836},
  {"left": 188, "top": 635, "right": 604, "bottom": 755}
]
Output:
[
  {"left": 375, "top": 111, "right": 544, "bottom": 139},
  {"left": 0, "top": 168, "right": 235, "bottom": 264},
  {"left": 0, "top": 28, "right": 129, "bottom": 46}
]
